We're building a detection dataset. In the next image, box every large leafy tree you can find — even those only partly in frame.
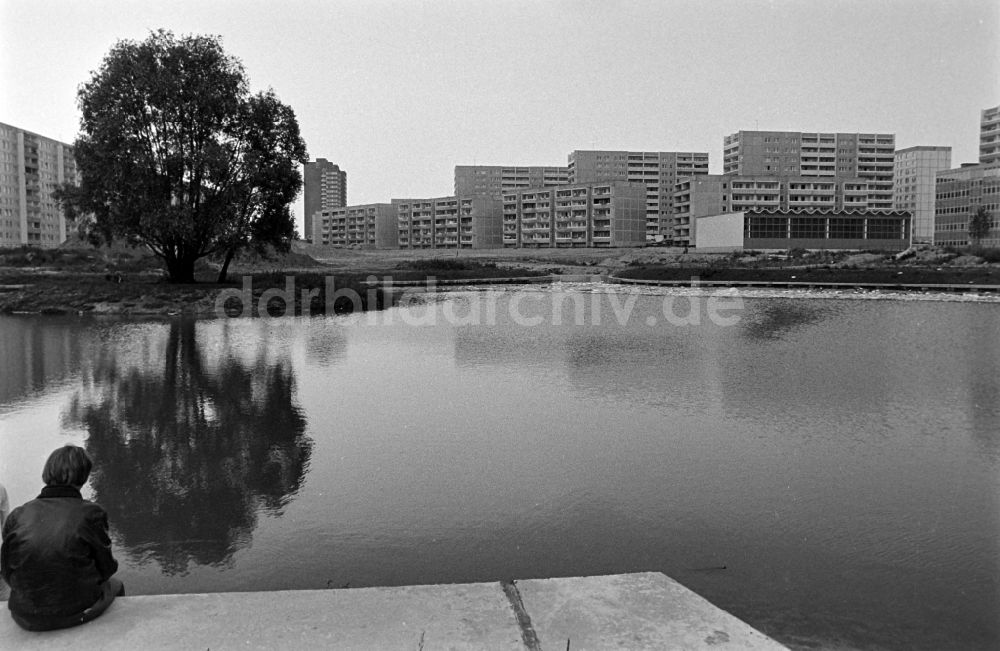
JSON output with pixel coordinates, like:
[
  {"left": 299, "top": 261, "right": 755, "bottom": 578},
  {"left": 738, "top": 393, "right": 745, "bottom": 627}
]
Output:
[
  {"left": 967, "top": 205, "right": 992, "bottom": 248},
  {"left": 57, "top": 30, "right": 308, "bottom": 283}
]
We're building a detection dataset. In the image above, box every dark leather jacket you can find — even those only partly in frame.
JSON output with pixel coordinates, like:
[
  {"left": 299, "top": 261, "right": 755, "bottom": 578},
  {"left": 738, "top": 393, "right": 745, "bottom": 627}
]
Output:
[{"left": 1, "top": 485, "right": 118, "bottom": 618}]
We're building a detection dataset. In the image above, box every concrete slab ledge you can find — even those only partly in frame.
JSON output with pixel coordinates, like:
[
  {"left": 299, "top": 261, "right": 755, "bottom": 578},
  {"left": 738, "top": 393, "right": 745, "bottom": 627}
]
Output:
[{"left": 0, "top": 572, "right": 787, "bottom": 650}]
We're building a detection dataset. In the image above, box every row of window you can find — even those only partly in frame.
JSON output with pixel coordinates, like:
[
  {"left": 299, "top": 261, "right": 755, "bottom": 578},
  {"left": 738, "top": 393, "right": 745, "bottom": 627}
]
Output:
[
  {"left": 941, "top": 202, "right": 999, "bottom": 212},
  {"left": 937, "top": 190, "right": 971, "bottom": 199},
  {"left": 745, "top": 217, "right": 906, "bottom": 240},
  {"left": 10, "top": 232, "right": 59, "bottom": 241},
  {"left": 937, "top": 237, "right": 1000, "bottom": 246},
  {"left": 937, "top": 220, "right": 1000, "bottom": 231}
]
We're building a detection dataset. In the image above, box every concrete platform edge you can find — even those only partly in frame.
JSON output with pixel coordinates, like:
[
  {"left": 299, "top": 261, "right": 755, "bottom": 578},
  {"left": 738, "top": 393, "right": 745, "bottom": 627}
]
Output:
[{"left": 0, "top": 572, "right": 788, "bottom": 650}]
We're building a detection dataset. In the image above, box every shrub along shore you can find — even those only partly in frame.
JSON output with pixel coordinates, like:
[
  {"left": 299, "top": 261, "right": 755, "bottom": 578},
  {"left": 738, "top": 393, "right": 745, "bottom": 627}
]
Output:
[{"left": 1, "top": 244, "right": 999, "bottom": 317}]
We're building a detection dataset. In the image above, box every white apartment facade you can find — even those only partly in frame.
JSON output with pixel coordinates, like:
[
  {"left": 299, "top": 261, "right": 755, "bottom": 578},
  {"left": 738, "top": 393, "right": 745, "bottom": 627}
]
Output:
[
  {"left": 893, "top": 146, "right": 951, "bottom": 243},
  {"left": 0, "top": 122, "right": 78, "bottom": 248},
  {"left": 980, "top": 105, "right": 1000, "bottom": 165}
]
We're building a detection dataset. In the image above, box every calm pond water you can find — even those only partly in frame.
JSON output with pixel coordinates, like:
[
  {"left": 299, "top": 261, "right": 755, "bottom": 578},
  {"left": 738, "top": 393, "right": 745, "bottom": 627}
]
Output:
[{"left": 0, "top": 287, "right": 997, "bottom": 650}]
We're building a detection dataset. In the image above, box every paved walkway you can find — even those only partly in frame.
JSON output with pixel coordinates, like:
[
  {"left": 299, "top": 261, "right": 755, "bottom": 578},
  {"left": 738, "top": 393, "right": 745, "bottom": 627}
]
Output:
[{"left": 0, "top": 572, "right": 787, "bottom": 650}]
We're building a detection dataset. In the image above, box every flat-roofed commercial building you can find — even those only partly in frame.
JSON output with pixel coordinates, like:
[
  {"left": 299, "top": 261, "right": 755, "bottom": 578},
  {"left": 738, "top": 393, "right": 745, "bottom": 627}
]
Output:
[
  {"left": 893, "top": 146, "right": 951, "bottom": 243},
  {"left": 723, "top": 131, "right": 895, "bottom": 210},
  {"left": 454, "top": 166, "right": 569, "bottom": 200},
  {"left": 304, "top": 159, "right": 346, "bottom": 242},
  {"left": 0, "top": 122, "right": 79, "bottom": 248},
  {"left": 501, "top": 181, "right": 646, "bottom": 248},
  {"left": 696, "top": 209, "right": 911, "bottom": 253},
  {"left": 394, "top": 196, "right": 502, "bottom": 249},
  {"left": 673, "top": 174, "right": 873, "bottom": 247},
  {"left": 315, "top": 203, "right": 398, "bottom": 249},
  {"left": 568, "top": 150, "right": 709, "bottom": 240},
  {"left": 981, "top": 105, "right": 1000, "bottom": 165},
  {"left": 934, "top": 162, "right": 1000, "bottom": 247}
]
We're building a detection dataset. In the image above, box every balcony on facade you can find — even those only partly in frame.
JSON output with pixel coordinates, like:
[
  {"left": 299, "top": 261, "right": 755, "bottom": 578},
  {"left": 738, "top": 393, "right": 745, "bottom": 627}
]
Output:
[{"left": 982, "top": 106, "right": 1000, "bottom": 164}]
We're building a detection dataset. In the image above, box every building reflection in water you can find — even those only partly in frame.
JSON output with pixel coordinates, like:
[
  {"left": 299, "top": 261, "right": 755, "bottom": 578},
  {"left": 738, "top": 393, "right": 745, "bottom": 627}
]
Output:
[
  {"left": 63, "top": 319, "right": 311, "bottom": 575},
  {"left": 451, "top": 291, "right": 726, "bottom": 414},
  {"left": 0, "top": 316, "right": 86, "bottom": 407},
  {"left": 964, "top": 306, "right": 1000, "bottom": 459},
  {"left": 450, "top": 293, "right": 992, "bottom": 437}
]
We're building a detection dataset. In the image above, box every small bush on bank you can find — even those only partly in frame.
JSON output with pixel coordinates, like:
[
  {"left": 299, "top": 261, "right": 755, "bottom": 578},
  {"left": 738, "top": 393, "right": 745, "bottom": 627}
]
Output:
[
  {"left": 403, "top": 258, "right": 498, "bottom": 271},
  {"left": 970, "top": 247, "right": 1000, "bottom": 263},
  {"left": 0, "top": 243, "right": 169, "bottom": 273},
  {"left": 0, "top": 246, "right": 56, "bottom": 266},
  {"left": 807, "top": 250, "right": 843, "bottom": 265}
]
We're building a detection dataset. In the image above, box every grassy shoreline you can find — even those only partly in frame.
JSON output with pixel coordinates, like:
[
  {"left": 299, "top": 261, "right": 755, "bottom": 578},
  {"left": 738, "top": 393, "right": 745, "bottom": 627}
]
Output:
[
  {"left": 0, "top": 255, "right": 549, "bottom": 317},
  {"left": 2, "top": 244, "right": 1000, "bottom": 316}
]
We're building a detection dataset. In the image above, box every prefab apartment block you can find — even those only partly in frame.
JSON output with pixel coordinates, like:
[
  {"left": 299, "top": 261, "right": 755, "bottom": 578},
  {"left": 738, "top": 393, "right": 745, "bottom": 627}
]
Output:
[
  {"left": 893, "top": 146, "right": 951, "bottom": 243},
  {"left": 303, "top": 158, "right": 346, "bottom": 243},
  {"left": 723, "top": 131, "right": 895, "bottom": 210},
  {"left": 394, "top": 196, "right": 503, "bottom": 249},
  {"left": 0, "top": 122, "right": 79, "bottom": 247},
  {"left": 981, "top": 105, "right": 1000, "bottom": 165},
  {"left": 501, "top": 182, "right": 646, "bottom": 248},
  {"left": 934, "top": 162, "right": 1000, "bottom": 247},
  {"left": 454, "top": 166, "right": 570, "bottom": 200},
  {"left": 315, "top": 203, "right": 398, "bottom": 248},
  {"left": 568, "top": 150, "right": 709, "bottom": 240}
]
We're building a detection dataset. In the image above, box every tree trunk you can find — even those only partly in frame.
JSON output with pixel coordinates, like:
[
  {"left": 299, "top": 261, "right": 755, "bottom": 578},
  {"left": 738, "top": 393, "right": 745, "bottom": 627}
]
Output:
[
  {"left": 217, "top": 247, "right": 237, "bottom": 284},
  {"left": 164, "top": 256, "right": 197, "bottom": 284}
]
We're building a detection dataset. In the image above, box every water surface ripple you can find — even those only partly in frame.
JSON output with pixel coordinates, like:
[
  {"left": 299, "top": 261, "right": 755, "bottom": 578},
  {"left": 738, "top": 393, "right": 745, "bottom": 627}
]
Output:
[{"left": 0, "top": 290, "right": 997, "bottom": 650}]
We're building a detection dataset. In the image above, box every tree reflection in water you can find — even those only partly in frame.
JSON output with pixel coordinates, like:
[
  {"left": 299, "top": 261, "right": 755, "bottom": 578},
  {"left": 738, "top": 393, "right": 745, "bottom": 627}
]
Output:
[{"left": 64, "top": 320, "right": 311, "bottom": 575}]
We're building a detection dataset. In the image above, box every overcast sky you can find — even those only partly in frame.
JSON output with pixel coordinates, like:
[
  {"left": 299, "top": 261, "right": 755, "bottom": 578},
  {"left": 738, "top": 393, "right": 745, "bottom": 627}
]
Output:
[{"left": 2, "top": 0, "right": 998, "bottom": 235}]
